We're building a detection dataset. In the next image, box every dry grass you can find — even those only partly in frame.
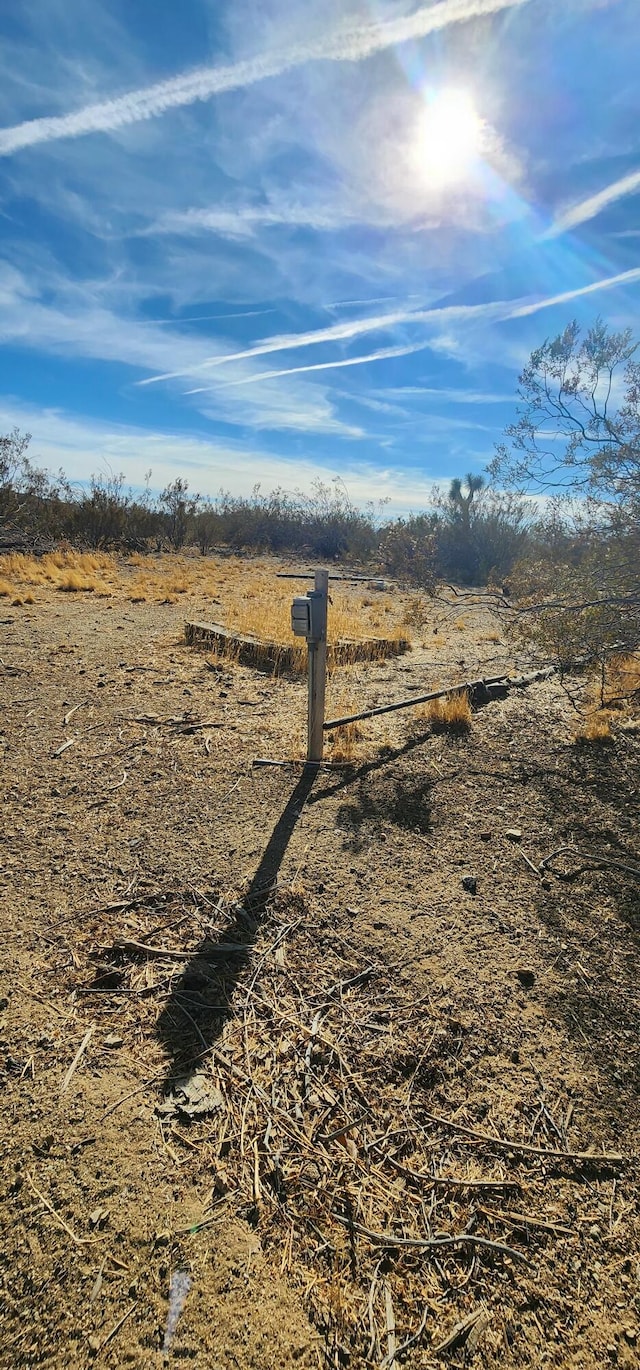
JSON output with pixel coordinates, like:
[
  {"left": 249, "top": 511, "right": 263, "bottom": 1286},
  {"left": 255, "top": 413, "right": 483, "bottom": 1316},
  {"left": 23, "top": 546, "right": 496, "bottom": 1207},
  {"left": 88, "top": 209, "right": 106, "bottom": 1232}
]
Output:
[
  {"left": 0, "top": 577, "right": 14, "bottom": 597},
  {"left": 325, "top": 684, "right": 366, "bottom": 762},
  {"left": 605, "top": 652, "right": 640, "bottom": 706},
  {"left": 453, "top": 617, "right": 466, "bottom": 631},
  {"left": 0, "top": 553, "right": 413, "bottom": 660},
  {"left": 327, "top": 719, "right": 363, "bottom": 762},
  {"left": 0, "top": 550, "right": 118, "bottom": 596},
  {"left": 575, "top": 654, "right": 640, "bottom": 743},
  {"left": 573, "top": 711, "right": 614, "bottom": 745},
  {"left": 423, "top": 689, "right": 472, "bottom": 732},
  {"left": 57, "top": 570, "right": 97, "bottom": 592}
]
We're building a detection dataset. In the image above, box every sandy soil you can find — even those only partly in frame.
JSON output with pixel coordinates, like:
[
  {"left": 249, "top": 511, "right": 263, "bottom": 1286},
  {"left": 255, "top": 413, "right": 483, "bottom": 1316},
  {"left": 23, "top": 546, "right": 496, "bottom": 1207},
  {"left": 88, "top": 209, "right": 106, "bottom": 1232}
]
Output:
[{"left": 1, "top": 560, "right": 639, "bottom": 1369}]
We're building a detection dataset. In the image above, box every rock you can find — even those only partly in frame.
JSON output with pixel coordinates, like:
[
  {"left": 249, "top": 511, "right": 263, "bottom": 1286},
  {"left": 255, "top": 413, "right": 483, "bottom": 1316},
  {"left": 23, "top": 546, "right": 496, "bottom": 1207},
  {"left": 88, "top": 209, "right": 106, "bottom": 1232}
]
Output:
[
  {"left": 462, "top": 875, "right": 477, "bottom": 894},
  {"left": 505, "top": 828, "right": 522, "bottom": 841},
  {"left": 157, "top": 1072, "right": 224, "bottom": 1120},
  {"left": 480, "top": 831, "right": 492, "bottom": 841},
  {"left": 103, "top": 1033, "right": 123, "bottom": 1048},
  {"left": 516, "top": 968, "right": 535, "bottom": 988}
]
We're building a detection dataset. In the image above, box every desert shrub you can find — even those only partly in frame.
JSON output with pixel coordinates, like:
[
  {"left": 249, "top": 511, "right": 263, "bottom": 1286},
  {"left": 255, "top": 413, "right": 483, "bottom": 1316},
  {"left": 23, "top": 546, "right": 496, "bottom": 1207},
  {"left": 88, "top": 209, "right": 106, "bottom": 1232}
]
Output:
[{"left": 378, "top": 516, "right": 437, "bottom": 588}]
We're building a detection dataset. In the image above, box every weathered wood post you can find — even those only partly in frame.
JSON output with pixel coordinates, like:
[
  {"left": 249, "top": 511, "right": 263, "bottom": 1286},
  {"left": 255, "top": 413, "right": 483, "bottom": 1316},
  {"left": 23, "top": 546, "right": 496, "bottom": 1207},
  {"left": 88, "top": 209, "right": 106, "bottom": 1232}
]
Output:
[
  {"left": 291, "top": 567, "right": 329, "bottom": 764},
  {"left": 307, "top": 568, "right": 328, "bottom": 763}
]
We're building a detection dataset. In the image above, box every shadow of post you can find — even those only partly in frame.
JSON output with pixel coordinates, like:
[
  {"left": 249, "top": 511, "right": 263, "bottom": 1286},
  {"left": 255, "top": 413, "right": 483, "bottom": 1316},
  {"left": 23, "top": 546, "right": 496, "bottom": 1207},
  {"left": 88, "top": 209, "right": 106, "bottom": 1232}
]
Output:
[{"left": 156, "top": 766, "right": 318, "bottom": 1084}]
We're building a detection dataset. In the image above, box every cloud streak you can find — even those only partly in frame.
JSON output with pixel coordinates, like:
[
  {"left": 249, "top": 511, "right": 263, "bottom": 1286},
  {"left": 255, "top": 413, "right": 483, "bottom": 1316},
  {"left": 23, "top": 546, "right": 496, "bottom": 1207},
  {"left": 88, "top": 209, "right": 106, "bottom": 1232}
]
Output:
[
  {"left": 186, "top": 341, "right": 433, "bottom": 392},
  {"left": 507, "top": 265, "right": 640, "bottom": 315},
  {"left": 549, "top": 168, "right": 640, "bottom": 237},
  {"left": 0, "top": 0, "right": 529, "bottom": 157},
  {"left": 139, "top": 264, "right": 640, "bottom": 388},
  {"left": 139, "top": 301, "right": 507, "bottom": 385}
]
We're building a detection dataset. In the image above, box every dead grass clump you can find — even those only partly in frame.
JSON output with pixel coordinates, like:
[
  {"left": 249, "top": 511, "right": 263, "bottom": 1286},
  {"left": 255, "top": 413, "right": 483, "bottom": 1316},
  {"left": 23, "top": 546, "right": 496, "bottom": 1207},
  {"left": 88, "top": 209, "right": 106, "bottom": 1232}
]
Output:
[
  {"left": 573, "top": 711, "right": 614, "bottom": 745},
  {"left": 127, "top": 577, "right": 149, "bottom": 603},
  {"left": 0, "top": 578, "right": 14, "bottom": 597},
  {"left": 57, "top": 570, "right": 96, "bottom": 593},
  {"left": 453, "top": 617, "right": 466, "bottom": 631},
  {"left": 328, "top": 720, "right": 363, "bottom": 762},
  {"left": 426, "top": 690, "right": 472, "bottom": 731},
  {"left": 605, "top": 653, "right": 640, "bottom": 707},
  {"left": 0, "top": 549, "right": 118, "bottom": 594}
]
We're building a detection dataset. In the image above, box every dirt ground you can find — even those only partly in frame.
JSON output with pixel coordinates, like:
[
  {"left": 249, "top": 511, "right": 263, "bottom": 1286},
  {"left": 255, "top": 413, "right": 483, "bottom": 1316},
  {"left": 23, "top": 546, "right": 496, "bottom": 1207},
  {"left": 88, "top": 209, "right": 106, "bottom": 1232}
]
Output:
[{"left": 1, "top": 557, "right": 639, "bottom": 1369}]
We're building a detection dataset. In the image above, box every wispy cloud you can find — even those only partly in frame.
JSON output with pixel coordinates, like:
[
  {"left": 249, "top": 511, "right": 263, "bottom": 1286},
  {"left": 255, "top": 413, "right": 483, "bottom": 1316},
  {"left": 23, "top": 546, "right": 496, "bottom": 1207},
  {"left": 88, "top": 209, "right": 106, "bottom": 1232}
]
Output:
[
  {"left": 152, "top": 203, "right": 356, "bottom": 238},
  {"left": 0, "top": 265, "right": 361, "bottom": 438},
  {"left": 140, "top": 264, "right": 640, "bottom": 388},
  {"left": 380, "top": 386, "right": 512, "bottom": 404},
  {"left": 549, "top": 168, "right": 640, "bottom": 237},
  {"left": 0, "top": 0, "right": 529, "bottom": 157},
  {"left": 186, "top": 341, "right": 433, "bottom": 392}
]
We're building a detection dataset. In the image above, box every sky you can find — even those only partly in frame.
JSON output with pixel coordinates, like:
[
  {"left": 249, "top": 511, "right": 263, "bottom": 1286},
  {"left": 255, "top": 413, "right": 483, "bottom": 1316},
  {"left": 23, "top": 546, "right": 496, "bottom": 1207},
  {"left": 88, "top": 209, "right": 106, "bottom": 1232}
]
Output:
[{"left": 0, "top": 0, "right": 639, "bottom": 515}]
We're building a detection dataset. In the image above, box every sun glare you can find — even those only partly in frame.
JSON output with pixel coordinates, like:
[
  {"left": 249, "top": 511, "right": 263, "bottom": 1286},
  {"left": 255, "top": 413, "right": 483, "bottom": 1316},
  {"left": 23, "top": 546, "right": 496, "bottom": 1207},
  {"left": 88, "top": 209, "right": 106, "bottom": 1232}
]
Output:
[{"left": 420, "top": 88, "right": 482, "bottom": 188}]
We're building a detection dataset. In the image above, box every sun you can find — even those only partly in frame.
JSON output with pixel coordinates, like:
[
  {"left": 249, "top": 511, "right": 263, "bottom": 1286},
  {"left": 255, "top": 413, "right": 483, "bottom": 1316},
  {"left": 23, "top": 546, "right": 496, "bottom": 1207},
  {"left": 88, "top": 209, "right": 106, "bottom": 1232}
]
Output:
[{"left": 420, "top": 88, "right": 482, "bottom": 188}]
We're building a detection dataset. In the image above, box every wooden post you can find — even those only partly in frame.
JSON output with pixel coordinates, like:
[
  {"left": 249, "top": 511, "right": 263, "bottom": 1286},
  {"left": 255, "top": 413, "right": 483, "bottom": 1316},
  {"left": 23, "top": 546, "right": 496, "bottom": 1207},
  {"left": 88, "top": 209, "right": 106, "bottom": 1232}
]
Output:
[{"left": 307, "top": 568, "right": 328, "bottom": 763}]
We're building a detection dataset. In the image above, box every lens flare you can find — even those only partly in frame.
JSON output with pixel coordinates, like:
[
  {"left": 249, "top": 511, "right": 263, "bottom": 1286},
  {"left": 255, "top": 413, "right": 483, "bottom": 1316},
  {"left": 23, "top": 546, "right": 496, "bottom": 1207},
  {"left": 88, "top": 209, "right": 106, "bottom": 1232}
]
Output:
[{"left": 420, "top": 88, "right": 482, "bottom": 187}]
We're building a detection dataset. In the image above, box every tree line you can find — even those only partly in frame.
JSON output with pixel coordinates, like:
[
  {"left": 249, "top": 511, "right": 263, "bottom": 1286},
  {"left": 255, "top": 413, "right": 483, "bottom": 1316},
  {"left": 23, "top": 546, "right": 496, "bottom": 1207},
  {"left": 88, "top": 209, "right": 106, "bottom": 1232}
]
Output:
[{"left": 0, "top": 437, "right": 540, "bottom": 587}]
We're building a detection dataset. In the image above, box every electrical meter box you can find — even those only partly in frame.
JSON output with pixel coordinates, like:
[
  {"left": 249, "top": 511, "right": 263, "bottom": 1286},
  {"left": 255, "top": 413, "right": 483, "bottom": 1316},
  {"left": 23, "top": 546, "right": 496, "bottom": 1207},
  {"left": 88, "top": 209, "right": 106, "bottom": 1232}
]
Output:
[{"left": 291, "top": 596, "right": 311, "bottom": 638}]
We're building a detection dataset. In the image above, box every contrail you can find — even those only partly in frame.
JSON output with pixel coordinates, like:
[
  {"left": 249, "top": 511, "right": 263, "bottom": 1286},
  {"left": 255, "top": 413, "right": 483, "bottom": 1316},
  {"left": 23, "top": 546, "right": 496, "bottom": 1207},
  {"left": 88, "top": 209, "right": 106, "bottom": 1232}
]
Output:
[
  {"left": 508, "top": 265, "right": 640, "bottom": 315},
  {"left": 138, "top": 300, "right": 506, "bottom": 386},
  {"left": 140, "top": 264, "right": 640, "bottom": 388},
  {"left": 0, "top": 0, "right": 529, "bottom": 157},
  {"left": 549, "top": 168, "right": 640, "bottom": 237},
  {"left": 185, "top": 341, "right": 433, "bottom": 392}
]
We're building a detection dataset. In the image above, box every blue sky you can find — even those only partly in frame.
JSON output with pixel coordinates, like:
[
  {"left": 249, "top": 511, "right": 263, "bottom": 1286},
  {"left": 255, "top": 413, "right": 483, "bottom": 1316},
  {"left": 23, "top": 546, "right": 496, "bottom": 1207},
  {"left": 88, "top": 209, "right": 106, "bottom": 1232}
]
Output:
[{"left": 0, "top": 0, "right": 639, "bottom": 514}]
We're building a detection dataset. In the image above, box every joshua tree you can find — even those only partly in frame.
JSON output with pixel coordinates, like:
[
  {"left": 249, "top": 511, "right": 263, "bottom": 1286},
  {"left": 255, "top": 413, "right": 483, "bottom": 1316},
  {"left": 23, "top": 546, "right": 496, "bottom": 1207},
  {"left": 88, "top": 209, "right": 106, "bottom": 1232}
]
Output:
[{"left": 447, "top": 473, "right": 485, "bottom": 532}]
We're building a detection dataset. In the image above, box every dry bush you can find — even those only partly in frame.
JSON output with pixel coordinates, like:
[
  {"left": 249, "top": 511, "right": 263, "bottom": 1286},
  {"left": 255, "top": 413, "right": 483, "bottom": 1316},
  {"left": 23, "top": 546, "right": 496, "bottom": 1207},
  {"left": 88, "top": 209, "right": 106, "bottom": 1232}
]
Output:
[{"left": 0, "top": 578, "right": 14, "bottom": 597}]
